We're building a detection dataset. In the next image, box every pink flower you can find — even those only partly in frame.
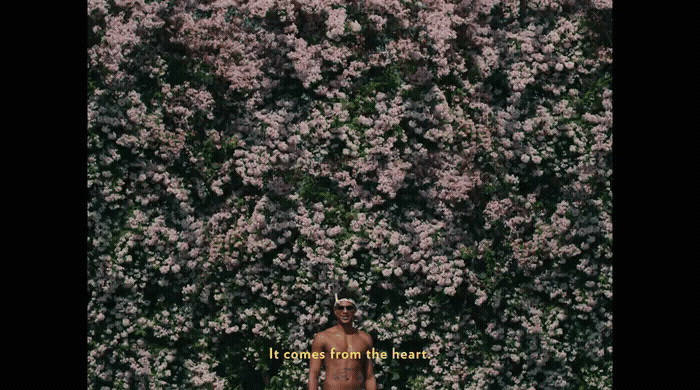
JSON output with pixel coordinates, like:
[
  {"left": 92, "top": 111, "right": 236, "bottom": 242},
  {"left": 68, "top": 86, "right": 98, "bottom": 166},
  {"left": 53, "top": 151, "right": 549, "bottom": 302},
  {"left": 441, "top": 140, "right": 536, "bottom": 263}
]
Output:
[{"left": 326, "top": 8, "right": 347, "bottom": 40}]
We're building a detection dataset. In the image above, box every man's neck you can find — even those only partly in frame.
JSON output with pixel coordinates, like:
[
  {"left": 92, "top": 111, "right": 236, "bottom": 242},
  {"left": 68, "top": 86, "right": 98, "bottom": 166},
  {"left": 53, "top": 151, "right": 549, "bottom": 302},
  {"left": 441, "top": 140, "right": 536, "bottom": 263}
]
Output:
[{"left": 336, "top": 322, "right": 356, "bottom": 334}]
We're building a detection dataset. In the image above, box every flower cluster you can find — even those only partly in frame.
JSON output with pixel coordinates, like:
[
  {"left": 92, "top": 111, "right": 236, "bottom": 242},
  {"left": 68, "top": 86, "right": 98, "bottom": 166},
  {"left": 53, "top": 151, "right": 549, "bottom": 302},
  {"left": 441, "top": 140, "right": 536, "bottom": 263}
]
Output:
[{"left": 88, "top": 0, "right": 611, "bottom": 388}]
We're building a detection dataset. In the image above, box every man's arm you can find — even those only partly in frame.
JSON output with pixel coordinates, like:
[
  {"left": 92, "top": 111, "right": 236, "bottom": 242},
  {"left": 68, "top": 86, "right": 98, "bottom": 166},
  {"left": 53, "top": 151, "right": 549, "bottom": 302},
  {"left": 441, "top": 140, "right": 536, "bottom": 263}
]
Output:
[
  {"left": 308, "top": 333, "right": 323, "bottom": 390},
  {"left": 362, "top": 334, "right": 377, "bottom": 390}
]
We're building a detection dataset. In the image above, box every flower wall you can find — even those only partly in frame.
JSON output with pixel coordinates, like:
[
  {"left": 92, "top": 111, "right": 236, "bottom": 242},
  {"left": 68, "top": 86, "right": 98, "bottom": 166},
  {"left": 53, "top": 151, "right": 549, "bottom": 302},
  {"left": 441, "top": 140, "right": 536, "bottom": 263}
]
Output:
[{"left": 88, "top": 0, "right": 612, "bottom": 388}]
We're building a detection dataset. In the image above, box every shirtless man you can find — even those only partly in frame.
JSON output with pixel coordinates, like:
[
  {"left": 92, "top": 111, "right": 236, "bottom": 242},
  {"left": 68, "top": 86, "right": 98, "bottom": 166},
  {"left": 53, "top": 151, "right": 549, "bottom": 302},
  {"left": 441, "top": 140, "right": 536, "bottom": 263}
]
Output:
[{"left": 308, "top": 292, "right": 377, "bottom": 390}]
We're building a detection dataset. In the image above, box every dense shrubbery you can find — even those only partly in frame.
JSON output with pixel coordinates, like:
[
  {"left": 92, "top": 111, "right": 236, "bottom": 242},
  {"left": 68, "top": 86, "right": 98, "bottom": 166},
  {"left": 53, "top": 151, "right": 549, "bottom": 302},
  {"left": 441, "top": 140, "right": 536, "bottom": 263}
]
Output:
[{"left": 88, "top": 0, "right": 612, "bottom": 388}]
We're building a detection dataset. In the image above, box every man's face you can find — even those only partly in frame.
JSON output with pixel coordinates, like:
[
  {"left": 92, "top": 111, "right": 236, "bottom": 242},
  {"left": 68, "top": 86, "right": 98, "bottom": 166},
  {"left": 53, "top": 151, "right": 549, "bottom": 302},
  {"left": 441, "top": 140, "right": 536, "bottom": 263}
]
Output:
[{"left": 334, "top": 302, "right": 356, "bottom": 324}]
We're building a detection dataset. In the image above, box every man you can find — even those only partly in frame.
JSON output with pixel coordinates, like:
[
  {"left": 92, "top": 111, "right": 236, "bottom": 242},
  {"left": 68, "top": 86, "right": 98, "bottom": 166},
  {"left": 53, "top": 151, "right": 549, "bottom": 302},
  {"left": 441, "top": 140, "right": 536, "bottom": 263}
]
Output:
[{"left": 308, "top": 291, "right": 377, "bottom": 390}]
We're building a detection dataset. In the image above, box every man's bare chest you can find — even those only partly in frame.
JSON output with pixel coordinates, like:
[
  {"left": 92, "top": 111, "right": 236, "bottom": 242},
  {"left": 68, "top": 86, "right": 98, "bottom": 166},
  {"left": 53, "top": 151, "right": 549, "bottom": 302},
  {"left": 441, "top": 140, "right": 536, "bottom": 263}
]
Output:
[{"left": 324, "top": 333, "right": 369, "bottom": 355}]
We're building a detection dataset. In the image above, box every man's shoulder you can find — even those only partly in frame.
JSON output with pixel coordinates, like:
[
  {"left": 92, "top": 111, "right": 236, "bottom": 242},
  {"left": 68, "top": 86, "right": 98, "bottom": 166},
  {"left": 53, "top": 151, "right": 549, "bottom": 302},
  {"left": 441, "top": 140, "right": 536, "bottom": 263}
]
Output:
[
  {"left": 313, "top": 326, "right": 336, "bottom": 340},
  {"left": 356, "top": 330, "right": 373, "bottom": 344}
]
